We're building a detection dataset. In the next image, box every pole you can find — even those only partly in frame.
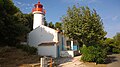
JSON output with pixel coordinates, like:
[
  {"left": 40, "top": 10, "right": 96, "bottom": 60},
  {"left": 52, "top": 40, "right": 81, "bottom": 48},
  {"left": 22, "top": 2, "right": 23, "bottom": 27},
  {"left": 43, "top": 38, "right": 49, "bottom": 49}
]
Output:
[{"left": 50, "top": 58, "right": 52, "bottom": 67}]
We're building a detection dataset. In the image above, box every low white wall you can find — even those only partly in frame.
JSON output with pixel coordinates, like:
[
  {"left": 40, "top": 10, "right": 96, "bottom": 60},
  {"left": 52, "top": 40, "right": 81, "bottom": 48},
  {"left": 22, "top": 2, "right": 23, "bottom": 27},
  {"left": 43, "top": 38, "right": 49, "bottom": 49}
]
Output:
[
  {"left": 60, "top": 51, "right": 74, "bottom": 57},
  {"left": 38, "top": 45, "right": 57, "bottom": 58}
]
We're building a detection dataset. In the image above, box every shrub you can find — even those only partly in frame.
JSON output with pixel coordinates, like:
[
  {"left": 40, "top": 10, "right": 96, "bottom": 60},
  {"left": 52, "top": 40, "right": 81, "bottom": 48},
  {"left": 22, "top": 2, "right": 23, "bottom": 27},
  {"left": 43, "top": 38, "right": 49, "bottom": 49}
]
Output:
[
  {"left": 80, "top": 46, "right": 96, "bottom": 62},
  {"left": 80, "top": 45, "right": 107, "bottom": 64},
  {"left": 112, "top": 48, "right": 120, "bottom": 53},
  {"left": 16, "top": 44, "right": 37, "bottom": 55}
]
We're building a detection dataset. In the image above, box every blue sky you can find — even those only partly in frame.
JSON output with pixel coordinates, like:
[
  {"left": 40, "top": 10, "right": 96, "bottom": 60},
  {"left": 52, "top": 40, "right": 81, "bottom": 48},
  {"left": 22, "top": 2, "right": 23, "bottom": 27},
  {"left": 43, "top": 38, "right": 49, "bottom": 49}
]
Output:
[{"left": 13, "top": 0, "right": 120, "bottom": 38}]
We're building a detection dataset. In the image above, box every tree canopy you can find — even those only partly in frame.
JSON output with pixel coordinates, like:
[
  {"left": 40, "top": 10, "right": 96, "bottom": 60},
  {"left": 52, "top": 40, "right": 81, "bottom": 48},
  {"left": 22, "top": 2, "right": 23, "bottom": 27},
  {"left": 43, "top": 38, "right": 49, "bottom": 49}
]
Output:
[
  {"left": 48, "top": 22, "right": 54, "bottom": 28},
  {"left": 62, "top": 5, "right": 106, "bottom": 46},
  {"left": 113, "top": 33, "right": 120, "bottom": 49},
  {"left": 0, "top": 0, "right": 29, "bottom": 46},
  {"left": 55, "top": 22, "right": 62, "bottom": 32}
]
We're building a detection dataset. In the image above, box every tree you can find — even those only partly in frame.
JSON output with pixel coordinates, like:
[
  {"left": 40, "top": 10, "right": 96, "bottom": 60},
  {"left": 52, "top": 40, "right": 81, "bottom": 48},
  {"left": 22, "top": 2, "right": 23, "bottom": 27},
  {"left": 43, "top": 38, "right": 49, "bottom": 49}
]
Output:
[
  {"left": 48, "top": 22, "right": 54, "bottom": 28},
  {"left": 44, "top": 17, "right": 48, "bottom": 26},
  {"left": 55, "top": 22, "right": 62, "bottom": 32},
  {"left": 62, "top": 5, "right": 106, "bottom": 46},
  {"left": 0, "top": 0, "right": 29, "bottom": 46},
  {"left": 24, "top": 13, "right": 33, "bottom": 31},
  {"left": 112, "top": 33, "right": 120, "bottom": 53},
  {"left": 113, "top": 33, "right": 120, "bottom": 48}
]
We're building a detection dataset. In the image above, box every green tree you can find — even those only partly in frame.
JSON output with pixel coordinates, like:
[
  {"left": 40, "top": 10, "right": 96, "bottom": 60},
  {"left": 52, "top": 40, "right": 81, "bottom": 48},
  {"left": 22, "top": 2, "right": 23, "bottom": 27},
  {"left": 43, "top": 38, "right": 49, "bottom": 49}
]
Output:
[
  {"left": 48, "top": 22, "right": 54, "bottom": 28},
  {"left": 24, "top": 13, "right": 33, "bottom": 31},
  {"left": 111, "top": 33, "right": 120, "bottom": 53},
  {"left": 44, "top": 17, "right": 48, "bottom": 26},
  {"left": 62, "top": 5, "right": 106, "bottom": 46},
  {"left": 55, "top": 22, "right": 62, "bottom": 32},
  {"left": 0, "top": 0, "right": 29, "bottom": 46},
  {"left": 113, "top": 33, "right": 120, "bottom": 48}
]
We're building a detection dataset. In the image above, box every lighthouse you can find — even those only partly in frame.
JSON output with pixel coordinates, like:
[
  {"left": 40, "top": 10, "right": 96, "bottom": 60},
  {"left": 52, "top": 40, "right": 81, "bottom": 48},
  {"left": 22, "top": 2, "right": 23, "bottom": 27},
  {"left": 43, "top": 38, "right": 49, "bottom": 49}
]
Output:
[{"left": 32, "top": 1, "right": 46, "bottom": 29}]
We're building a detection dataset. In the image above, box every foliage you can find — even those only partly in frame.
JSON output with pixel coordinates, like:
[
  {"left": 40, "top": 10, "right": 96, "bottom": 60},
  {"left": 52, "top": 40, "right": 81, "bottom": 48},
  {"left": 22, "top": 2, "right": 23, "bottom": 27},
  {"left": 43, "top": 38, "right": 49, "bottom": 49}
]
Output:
[
  {"left": 113, "top": 33, "right": 120, "bottom": 49},
  {"left": 80, "top": 45, "right": 107, "bottom": 64},
  {"left": 62, "top": 5, "right": 106, "bottom": 46},
  {"left": 24, "top": 13, "right": 33, "bottom": 31},
  {"left": 0, "top": 0, "right": 29, "bottom": 46},
  {"left": 103, "top": 33, "right": 120, "bottom": 53},
  {"left": 48, "top": 22, "right": 55, "bottom": 28},
  {"left": 110, "top": 33, "right": 120, "bottom": 53},
  {"left": 44, "top": 17, "right": 48, "bottom": 26},
  {"left": 14, "top": 12, "right": 33, "bottom": 31},
  {"left": 55, "top": 22, "right": 62, "bottom": 32},
  {"left": 16, "top": 44, "right": 37, "bottom": 55},
  {"left": 112, "top": 48, "right": 120, "bottom": 53}
]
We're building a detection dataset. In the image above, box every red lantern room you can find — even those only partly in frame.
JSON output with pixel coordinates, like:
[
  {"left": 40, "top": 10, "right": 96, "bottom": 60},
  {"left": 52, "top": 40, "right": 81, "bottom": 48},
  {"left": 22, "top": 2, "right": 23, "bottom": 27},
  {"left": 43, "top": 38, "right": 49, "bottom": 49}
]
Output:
[{"left": 32, "top": 1, "right": 46, "bottom": 15}]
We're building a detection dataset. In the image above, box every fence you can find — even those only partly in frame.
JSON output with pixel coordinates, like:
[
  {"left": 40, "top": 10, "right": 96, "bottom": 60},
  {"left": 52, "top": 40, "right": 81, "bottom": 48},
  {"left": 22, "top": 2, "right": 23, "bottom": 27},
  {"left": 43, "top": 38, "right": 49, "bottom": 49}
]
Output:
[{"left": 19, "top": 56, "right": 54, "bottom": 67}]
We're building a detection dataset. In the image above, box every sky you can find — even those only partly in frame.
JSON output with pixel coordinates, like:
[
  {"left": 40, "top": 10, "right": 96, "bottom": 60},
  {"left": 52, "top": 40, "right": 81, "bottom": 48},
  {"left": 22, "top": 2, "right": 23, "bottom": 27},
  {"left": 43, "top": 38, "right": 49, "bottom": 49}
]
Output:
[{"left": 13, "top": 0, "right": 120, "bottom": 38}]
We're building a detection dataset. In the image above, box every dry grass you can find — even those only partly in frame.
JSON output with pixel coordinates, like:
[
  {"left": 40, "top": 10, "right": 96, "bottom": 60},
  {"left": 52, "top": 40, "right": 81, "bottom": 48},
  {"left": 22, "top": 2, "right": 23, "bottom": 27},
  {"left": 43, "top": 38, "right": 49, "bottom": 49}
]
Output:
[{"left": 0, "top": 46, "right": 41, "bottom": 67}]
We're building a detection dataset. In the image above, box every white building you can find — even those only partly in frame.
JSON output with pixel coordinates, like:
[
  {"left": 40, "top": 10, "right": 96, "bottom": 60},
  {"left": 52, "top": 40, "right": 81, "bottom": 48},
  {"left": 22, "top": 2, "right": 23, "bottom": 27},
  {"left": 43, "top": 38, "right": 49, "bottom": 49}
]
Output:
[{"left": 28, "top": 1, "right": 79, "bottom": 58}]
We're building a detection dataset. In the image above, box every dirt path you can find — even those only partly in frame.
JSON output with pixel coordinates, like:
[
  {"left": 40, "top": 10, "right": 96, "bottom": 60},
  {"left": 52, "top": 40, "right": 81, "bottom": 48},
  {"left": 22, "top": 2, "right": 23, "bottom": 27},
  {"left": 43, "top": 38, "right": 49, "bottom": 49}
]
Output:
[
  {"left": 56, "top": 54, "right": 120, "bottom": 67},
  {"left": 58, "top": 56, "right": 84, "bottom": 67},
  {"left": 107, "top": 54, "right": 120, "bottom": 67},
  {"left": 57, "top": 56, "right": 106, "bottom": 67}
]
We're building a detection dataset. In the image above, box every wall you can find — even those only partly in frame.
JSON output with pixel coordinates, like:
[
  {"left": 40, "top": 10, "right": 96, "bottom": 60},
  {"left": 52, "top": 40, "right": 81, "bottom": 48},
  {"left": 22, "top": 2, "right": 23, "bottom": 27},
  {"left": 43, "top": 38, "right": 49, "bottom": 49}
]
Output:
[
  {"left": 28, "top": 25, "right": 58, "bottom": 47},
  {"left": 38, "top": 45, "right": 57, "bottom": 58},
  {"left": 33, "top": 14, "right": 44, "bottom": 29},
  {"left": 58, "top": 34, "right": 68, "bottom": 51}
]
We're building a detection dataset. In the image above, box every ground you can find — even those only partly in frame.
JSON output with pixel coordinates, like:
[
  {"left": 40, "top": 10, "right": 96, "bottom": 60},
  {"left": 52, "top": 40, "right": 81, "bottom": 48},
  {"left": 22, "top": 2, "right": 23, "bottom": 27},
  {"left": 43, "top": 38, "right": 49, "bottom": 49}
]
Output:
[
  {"left": 107, "top": 54, "right": 120, "bottom": 67},
  {"left": 56, "top": 56, "right": 106, "bottom": 67},
  {"left": 0, "top": 46, "right": 40, "bottom": 67},
  {"left": 56, "top": 54, "right": 120, "bottom": 67},
  {"left": 0, "top": 46, "right": 120, "bottom": 67}
]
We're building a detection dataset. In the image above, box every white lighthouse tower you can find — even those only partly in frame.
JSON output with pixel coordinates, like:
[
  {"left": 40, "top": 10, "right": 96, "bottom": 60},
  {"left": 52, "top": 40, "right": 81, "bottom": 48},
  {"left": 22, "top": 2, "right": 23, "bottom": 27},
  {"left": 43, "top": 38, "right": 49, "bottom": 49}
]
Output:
[{"left": 32, "top": 0, "right": 46, "bottom": 29}]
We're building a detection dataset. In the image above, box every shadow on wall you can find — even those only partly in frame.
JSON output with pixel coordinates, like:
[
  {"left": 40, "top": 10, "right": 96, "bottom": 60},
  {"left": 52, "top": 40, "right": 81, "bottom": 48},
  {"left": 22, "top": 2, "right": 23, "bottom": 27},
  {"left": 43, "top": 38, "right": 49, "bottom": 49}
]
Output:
[
  {"left": 28, "top": 25, "right": 59, "bottom": 47},
  {"left": 40, "top": 26, "right": 57, "bottom": 43}
]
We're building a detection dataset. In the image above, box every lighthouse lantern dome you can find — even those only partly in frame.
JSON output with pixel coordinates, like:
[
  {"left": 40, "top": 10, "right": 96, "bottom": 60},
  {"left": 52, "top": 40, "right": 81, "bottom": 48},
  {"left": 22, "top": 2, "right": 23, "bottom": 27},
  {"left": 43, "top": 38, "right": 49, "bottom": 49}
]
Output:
[{"left": 32, "top": 1, "right": 45, "bottom": 14}]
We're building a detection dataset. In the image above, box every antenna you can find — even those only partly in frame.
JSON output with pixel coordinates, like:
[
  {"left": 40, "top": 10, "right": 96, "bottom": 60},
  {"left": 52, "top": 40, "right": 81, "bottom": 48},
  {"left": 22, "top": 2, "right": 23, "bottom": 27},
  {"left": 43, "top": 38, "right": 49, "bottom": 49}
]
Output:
[{"left": 38, "top": 0, "right": 40, "bottom": 2}]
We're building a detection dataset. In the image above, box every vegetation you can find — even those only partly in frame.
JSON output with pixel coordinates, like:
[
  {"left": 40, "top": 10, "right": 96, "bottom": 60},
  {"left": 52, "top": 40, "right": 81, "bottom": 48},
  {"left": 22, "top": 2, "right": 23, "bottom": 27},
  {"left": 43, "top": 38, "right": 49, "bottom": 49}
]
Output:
[
  {"left": 0, "top": 0, "right": 120, "bottom": 65},
  {"left": 0, "top": 46, "right": 40, "bottom": 67},
  {"left": 62, "top": 5, "right": 106, "bottom": 46},
  {"left": 0, "top": 0, "right": 33, "bottom": 46},
  {"left": 16, "top": 44, "right": 38, "bottom": 55},
  {"left": 80, "top": 45, "right": 107, "bottom": 64},
  {"left": 48, "top": 22, "right": 55, "bottom": 28},
  {"left": 62, "top": 5, "right": 107, "bottom": 63},
  {"left": 55, "top": 22, "right": 62, "bottom": 32},
  {"left": 104, "top": 33, "right": 120, "bottom": 53}
]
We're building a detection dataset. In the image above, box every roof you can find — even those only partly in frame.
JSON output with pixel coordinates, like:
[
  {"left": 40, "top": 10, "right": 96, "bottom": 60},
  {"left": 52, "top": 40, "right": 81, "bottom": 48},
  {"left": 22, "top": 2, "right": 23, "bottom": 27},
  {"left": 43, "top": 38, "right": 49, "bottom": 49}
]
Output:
[
  {"left": 38, "top": 42, "right": 59, "bottom": 46},
  {"left": 29, "top": 25, "right": 59, "bottom": 34}
]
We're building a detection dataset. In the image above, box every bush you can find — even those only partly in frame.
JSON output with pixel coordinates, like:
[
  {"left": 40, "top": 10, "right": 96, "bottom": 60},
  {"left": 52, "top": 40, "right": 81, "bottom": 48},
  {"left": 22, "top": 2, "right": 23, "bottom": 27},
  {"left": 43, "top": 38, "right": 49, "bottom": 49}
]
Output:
[
  {"left": 80, "top": 46, "right": 95, "bottom": 62},
  {"left": 112, "top": 48, "right": 120, "bottom": 53},
  {"left": 16, "top": 44, "right": 37, "bottom": 55},
  {"left": 80, "top": 45, "right": 107, "bottom": 64}
]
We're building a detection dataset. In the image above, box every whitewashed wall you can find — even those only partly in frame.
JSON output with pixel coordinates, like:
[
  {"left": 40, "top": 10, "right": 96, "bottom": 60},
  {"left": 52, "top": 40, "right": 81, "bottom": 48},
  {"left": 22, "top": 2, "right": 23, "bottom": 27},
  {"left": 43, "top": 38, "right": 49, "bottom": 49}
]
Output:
[
  {"left": 28, "top": 25, "right": 58, "bottom": 47},
  {"left": 33, "top": 14, "right": 44, "bottom": 29},
  {"left": 38, "top": 45, "right": 57, "bottom": 58}
]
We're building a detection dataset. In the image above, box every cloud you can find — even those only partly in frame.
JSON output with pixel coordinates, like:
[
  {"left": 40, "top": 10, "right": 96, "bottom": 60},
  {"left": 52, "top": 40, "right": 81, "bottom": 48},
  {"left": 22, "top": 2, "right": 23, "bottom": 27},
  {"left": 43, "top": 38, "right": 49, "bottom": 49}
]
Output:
[{"left": 14, "top": 1, "right": 34, "bottom": 9}]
